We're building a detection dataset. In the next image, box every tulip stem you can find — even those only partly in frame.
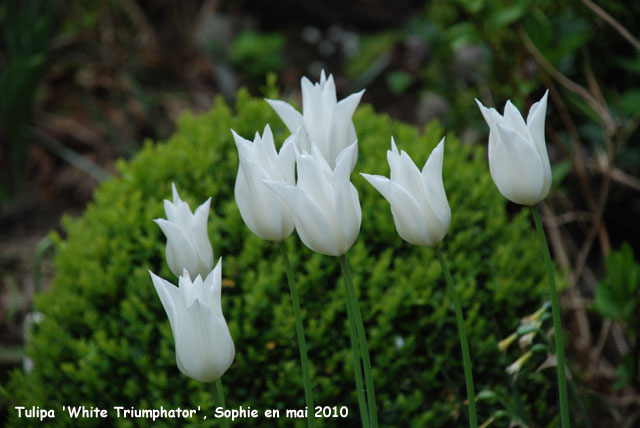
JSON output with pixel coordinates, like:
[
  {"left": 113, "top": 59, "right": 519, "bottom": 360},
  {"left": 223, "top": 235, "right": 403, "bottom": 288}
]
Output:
[
  {"left": 531, "top": 206, "right": 571, "bottom": 428},
  {"left": 214, "top": 378, "right": 230, "bottom": 428},
  {"left": 435, "top": 245, "right": 478, "bottom": 428},
  {"left": 279, "top": 242, "right": 316, "bottom": 428},
  {"left": 340, "top": 254, "right": 378, "bottom": 428},
  {"left": 340, "top": 262, "right": 370, "bottom": 428}
]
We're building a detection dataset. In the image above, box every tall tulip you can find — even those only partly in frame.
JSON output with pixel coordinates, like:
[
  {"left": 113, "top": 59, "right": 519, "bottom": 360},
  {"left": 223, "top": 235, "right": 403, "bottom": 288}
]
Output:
[
  {"left": 232, "top": 124, "right": 296, "bottom": 242},
  {"left": 475, "top": 91, "right": 550, "bottom": 206},
  {"left": 362, "top": 137, "right": 477, "bottom": 428},
  {"left": 361, "top": 137, "right": 450, "bottom": 247},
  {"left": 265, "top": 141, "right": 377, "bottom": 428},
  {"left": 233, "top": 125, "right": 317, "bottom": 428},
  {"left": 476, "top": 91, "right": 570, "bottom": 428},
  {"left": 149, "top": 259, "right": 235, "bottom": 383},
  {"left": 154, "top": 184, "right": 213, "bottom": 279},
  {"left": 264, "top": 142, "right": 361, "bottom": 257},
  {"left": 266, "top": 70, "right": 364, "bottom": 170}
]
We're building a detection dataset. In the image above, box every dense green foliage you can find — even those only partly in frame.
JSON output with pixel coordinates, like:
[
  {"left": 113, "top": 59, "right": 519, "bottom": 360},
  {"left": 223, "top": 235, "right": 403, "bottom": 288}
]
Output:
[{"left": 3, "top": 91, "right": 558, "bottom": 427}]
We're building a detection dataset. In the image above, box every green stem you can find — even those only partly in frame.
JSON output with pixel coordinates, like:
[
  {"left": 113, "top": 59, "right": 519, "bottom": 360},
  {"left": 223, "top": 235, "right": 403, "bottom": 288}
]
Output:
[
  {"left": 215, "top": 378, "right": 230, "bottom": 428},
  {"left": 435, "top": 245, "right": 478, "bottom": 428},
  {"left": 279, "top": 242, "right": 316, "bottom": 428},
  {"left": 343, "top": 277, "right": 370, "bottom": 428},
  {"left": 531, "top": 206, "right": 571, "bottom": 428},
  {"left": 340, "top": 255, "right": 378, "bottom": 428}
]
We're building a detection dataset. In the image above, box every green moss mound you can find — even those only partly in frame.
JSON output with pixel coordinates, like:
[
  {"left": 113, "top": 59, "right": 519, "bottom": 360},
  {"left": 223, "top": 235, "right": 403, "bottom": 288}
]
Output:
[{"left": 3, "top": 90, "right": 556, "bottom": 427}]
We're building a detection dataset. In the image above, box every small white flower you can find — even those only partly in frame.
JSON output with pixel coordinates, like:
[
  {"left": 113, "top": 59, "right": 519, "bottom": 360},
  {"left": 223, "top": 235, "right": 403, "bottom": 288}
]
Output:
[
  {"left": 475, "top": 91, "right": 551, "bottom": 205},
  {"left": 264, "top": 142, "right": 361, "bottom": 257},
  {"left": 361, "top": 138, "right": 451, "bottom": 247},
  {"left": 232, "top": 125, "right": 296, "bottom": 242},
  {"left": 149, "top": 260, "right": 235, "bottom": 383},
  {"left": 154, "top": 184, "right": 213, "bottom": 279},
  {"left": 506, "top": 350, "right": 533, "bottom": 378},
  {"left": 266, "top": 70, "right": 364, "bottom": 170}
]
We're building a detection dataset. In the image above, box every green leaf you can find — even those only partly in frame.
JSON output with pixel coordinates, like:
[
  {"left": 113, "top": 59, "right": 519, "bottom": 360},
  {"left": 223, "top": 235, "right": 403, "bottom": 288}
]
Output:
[
  {"left": 619, "top": 89, "right": 640, "bottom": 116},
  {"left": 386, "top": 71, "right": 414, "bottom": 94},
  {"left": 551, "top": 160, "right": 571, "bottom": 187},
  {"left": 592, "top": 243, "right": 640, "bottom": 322}
]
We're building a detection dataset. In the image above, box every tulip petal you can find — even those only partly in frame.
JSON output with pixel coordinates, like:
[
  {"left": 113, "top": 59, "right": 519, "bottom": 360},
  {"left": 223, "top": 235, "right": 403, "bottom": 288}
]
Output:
[
  {"left": 171, "top": 183, "right": 182, "bottom": 204},
  {"left": 322, "top": 73, "right": 338, "bottom": 109},
  {"left": 204, "top": 258, "right": 223, "bottom": 315},
  {"left": 526, "top": 91, "right": 548, "bottom": 156},
  {"left": 491, "top": 124, "right": 545, "bottom": 205},
  {"left": 422, "top": 138, "right": 451, "bottom": 232},
  {"left": 475, "top": 99, "right": 499, "bottom": 127},
  {"left": 332, "top": 144, "right": 361, "bottom": 250},
  {"left": 257, "top": 125, "right": 280, "bottom": 177},
  {"left": 296, "top": 154, "right": 333, "bottom": 218},
  {"left": 234, "top": 165, "right": 257, "bottom": 230},
  {"left": 149, "top": 271, "right": 180, "bottom": 337},
  {"left": 388, "top": 147, "right": 424, "bottom": 207},
  {"left": 277, "top": 137, "right": 297, "bottom": 184},
  {"left": 264, "top": 180, "right": 340, "bottom": 256},
  {"left": 526, "top": 90, "right": 551, "bottom": 198},
  {"left": 192, "top": 197, "right": 213, "bottom": 276},
  {"left": 503, "top": 100, "right": 528, "bottom": 136},
  {"left": 175, "top": 299, "right": 234, "bottom": 382},
  {"left": 302, "top": 78, "right": 324, "bottom": 148},
  {"left": 232, "top": 130, "right": 256, "bottom": 165},
  {"left": 329, "top": 90, "right": 364, "bottom": 167},
  {"left": 236, "top": 157, "right": 289, "bottom": 241},
  {"left": 154, "top": 218, "right": 198, "bottom": 277},
  {"left": 361, "top": 173, "right": 431, "bottom": 246},
  {"left": 163, "top": 199, "right": 179, "bottom": 224},
  {"left": 265, "top": 99, "right": 303, "bottom": 133}
]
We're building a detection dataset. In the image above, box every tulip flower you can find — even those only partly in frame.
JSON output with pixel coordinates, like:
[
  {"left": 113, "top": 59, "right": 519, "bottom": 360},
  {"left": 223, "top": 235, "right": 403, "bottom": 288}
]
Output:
[
  {"left": 478, "top": 91, "right": 571, "bottom": 428},
  {"left": 361, "top": 137, "right": 451, "bottom": 247},
  {"left": 266, "top": 70, "right": 364, "bottom": 170},
  {"left": 264, "top": 142, "right": 361, "bottom": 257},
  {"left": 154, "top": 184, "right": 213, "bottom": 279},
  {"left": 232, "top": 125, "right": 296, "bottom": 242},
  {"left": 475, "top": 91, "right": 551, "bottom": 206},
  {"left": 149, "top": 260, "right": 235, "bottom": 383},
  {"left": 363, "top": 137, "right": 478, "bottom": 427}
]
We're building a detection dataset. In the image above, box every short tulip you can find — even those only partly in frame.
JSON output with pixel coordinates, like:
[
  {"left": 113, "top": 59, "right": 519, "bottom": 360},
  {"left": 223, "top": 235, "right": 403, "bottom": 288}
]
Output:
[
  {"left": 232, "top": 125, "right": 296, "bottom": 242},
  {"left": 154, "top": 184, "right": 214, "bottom": 279},
  {"left": 149, "top": 260, "right": 235, "bottom": 383}
]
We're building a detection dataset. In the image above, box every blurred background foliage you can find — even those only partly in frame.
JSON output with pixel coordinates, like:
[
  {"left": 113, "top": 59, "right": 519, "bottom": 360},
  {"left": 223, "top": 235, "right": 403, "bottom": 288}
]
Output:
[{"left": 1, "top": 0, "right": 640, "bottom": 426}]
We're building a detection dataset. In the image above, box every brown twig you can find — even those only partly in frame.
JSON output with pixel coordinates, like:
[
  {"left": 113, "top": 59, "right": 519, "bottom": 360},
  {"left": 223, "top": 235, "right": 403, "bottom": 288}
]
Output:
[
  {"left": 580, "top": 0, "right": 640, "bottom": 52},
  {"left": 592, "top": 319, "right": 612, "bottom": 371},
  {"left": 545, "top": 78, "right": 597, "bottom": 209},
  {"left": 588, "top": 160, "right": 640, "bottom": 192},
  {"left": 544, "top": 77, "right": 612, "bottom": 258},
  {"left": 542, "top": 202, "right": 592, "bottom": 351},
  {"left": 519, "top": 27, "right": 616, "bottom": 135}
]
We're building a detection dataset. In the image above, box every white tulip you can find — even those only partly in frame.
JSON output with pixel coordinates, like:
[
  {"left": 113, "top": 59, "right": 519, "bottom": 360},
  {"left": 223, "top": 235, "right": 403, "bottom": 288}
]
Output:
[
  {"left": 149, "top": 260, "right": 235, "bottom": 383},
  {"left": 232, "top": 124, "right": 296, "bottom": 242},
  {"left": 154, "top": 184, "right": 213, "bottom": 279},
  {"left": 266, "top": 70, "right": 364, "bottom": 170},
  {"left": 264, "top": 142, "right": 362, "bottom": 257},
  {"left": 361, "top": 137, "right": 451, "bottom": 247},
  {"left": 475, "top": 91, "right": 551, "bottom": 205}
]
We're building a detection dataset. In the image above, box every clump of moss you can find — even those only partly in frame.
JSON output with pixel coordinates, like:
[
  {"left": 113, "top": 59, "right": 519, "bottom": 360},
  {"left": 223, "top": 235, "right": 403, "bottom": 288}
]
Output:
[{"left": 3, "top": 90, "right": 556, "bottom": 427}]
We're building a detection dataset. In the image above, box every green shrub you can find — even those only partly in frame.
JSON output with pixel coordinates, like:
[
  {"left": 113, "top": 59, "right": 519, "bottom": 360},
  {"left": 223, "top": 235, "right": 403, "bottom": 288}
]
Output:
[
  {"left": 230, "top": 31, "right": 285, "bottom": 83},
  {"left": 3, "top": 90, "right": 558, "bottom": 427}
]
